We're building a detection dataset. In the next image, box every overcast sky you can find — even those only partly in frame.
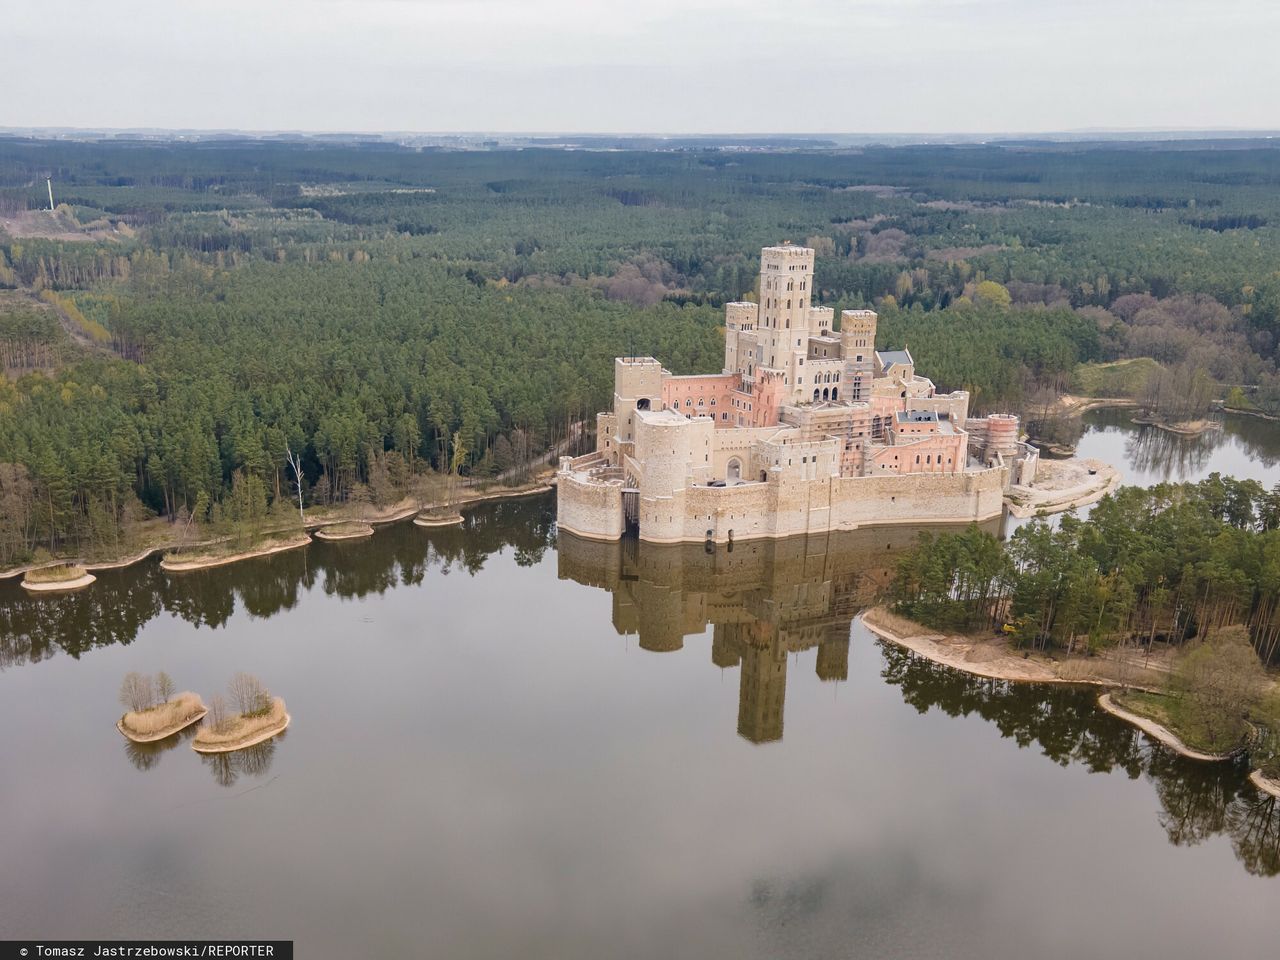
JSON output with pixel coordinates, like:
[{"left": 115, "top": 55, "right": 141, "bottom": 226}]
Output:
[{"left": 8, "top": 0, "right": 1278, "bottom": 134}]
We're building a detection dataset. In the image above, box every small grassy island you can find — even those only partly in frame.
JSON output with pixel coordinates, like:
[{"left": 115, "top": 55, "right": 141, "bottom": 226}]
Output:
[
  {"left": 116, "top": 671, "right": 208, "bottom": 742},
  {"left": 160, "top": 533, "right": 312, "bottom": 573},
  {"left": 21, "top": 563, "right": 96, "bottom": 593},
  {"left": 314, "top": 520, "right": 375, "bottom": 541},
  {"left": 192, "top": 673, "right": 290, "bottom": 754}
]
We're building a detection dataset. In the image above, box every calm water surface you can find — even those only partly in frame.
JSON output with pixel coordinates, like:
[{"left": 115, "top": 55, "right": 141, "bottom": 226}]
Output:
[{"left": 1, "top": 415, "right": 1279, "bottom": 959}]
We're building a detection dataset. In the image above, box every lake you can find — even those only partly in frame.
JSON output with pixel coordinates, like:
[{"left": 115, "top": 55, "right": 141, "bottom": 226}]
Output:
[{"left": 0, "top": 411, "right": 1278, "bottom": 959}]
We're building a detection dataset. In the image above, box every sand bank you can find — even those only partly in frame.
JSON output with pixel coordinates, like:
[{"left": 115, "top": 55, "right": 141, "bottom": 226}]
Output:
[
  {"left": 1131, "top": 415, "right": 1221, "bottom": 437},
  {"left": 314, "top": 521, "right": 375, "bottom": 541},
  {"left": 414, "top": 513, "right": 464, "bottom": 527},
  {"left": 1096, "top": 693, "right": 1236, "bottom": 762},
  {"left": 1249, "top": 770, "right": 1280, "bottom": 799},
  {"left": 21, "top": 572, "right": 96, "bottom": 593},
  {"left": 160, "top": 535, "right": 312, "bottom": 573},
  {"left": 859, "top": 607, "right": 1172, "bottom": 689}
]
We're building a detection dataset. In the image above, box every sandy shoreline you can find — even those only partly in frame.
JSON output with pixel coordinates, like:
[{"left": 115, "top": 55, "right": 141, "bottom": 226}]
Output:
[
  {"left": 314, "top": 522, "right": 375, "bottom": 541},
  {"left": 1222, "top": 405, "right": 1280, "bottom": 423},
  {"left": 1249, "top": 770, "right": 1280, "bottom": 799},
  {"left": 859, "top": 607, "right": 1262, "bottom": 770},
  {"left": 192, "top": 712, "right": 290, "bottom": 754},
  {"left": 160, "top": 535, "right": 313, "bottom": 573},
  {"left": 860, "top": 608, "right": 1061, "bottom": 682},
  {"left": 414, "top": 513, "right": 464, "bottom": 527},
  {"left": 0, "top": 478, "right": 557, "bottom": 582},
  {"left": 1096, "top": 693, "right": 1235, "bottom": 762},
  {"left": 858, "top": 607, "right": 1171, "bottom": 688},
  {"left": 21, "top": 572, "right": 97, "bottom": 593},
  {"left": 1130, "top": 415, "right": 1221, "bottom": 437},
  {"left": 116, "top": 707, "right": 208, "bottom": 743}
]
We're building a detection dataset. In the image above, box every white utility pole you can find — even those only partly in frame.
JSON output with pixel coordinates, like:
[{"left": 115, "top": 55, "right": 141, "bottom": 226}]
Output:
[{"left": 46, "top": 178, "right": 54, "bottom": 211}]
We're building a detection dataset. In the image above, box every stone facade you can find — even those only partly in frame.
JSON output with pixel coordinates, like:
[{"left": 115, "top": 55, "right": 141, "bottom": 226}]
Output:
[{"left": 558, "top": 244, "right": 1039, "bottom": 543}]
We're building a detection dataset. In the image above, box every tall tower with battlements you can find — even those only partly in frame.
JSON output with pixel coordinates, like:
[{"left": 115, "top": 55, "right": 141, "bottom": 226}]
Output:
[{"left": 755, "top": 243, "right": 815, "bottom": 404}]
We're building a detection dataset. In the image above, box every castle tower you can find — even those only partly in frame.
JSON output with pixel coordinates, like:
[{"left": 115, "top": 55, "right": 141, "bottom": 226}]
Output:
[
  {"left": 724, "top": 301, "right": 759, "bottom": 378},
  {"left": 755, "top": 243, "right": 815, "bottom": 404},
  {"left": 840, "top": 309, "right": 877, "bottom": 402},
  {"left": 612, "top": 357, "right": 665, "bottom": 444}
]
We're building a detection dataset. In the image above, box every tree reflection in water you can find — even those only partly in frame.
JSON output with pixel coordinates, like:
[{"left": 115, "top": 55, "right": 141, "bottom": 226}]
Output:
[
  {"left": 878, "top": 643, "right": 1280, "bottom": 876},
  {"left": 199, "top": 732, "right": 284, "bottom": 788},
  {"left": 0, "top": 496, "right": 558, "bottom": 670},
  {"left": 3, "top": 491, "right": 1276, "bottom": 876},
  {"left": 122, "top": 725, "right": 197, "bottom": 772}
]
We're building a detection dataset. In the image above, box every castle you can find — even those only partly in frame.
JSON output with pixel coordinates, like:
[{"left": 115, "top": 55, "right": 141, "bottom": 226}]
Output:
[{"left": 558, "top": 243, "right": 1038, "bottom": 543}]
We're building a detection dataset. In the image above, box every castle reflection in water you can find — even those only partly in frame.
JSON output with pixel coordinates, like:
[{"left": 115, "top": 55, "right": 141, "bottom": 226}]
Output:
[{"left": 557, "top": 520, "right": 1000, "bottom": 743}]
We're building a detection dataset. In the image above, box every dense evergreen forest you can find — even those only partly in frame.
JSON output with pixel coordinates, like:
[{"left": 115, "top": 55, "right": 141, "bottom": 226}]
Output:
[{"left": 4, "top": 137, "right": 1280, "bottom": 562}]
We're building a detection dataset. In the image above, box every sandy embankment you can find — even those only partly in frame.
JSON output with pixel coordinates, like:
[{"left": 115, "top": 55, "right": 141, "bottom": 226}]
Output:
[
  {"left": 861, "top": 606, "right": 1280, "bottom": 780},
  {"left": 1048, "top": 395, "right": 1140, "bottom": 417},
  {"left": 1131, "top": 415, "right": 1221, "bottom": 437},
  {"left": 859, "top": 607, "right": 1172, "bottom": 689},
  {"left": 192, "top": 698, "right": 290, "bottom": 754},
  {"left": 159, "top": 534, "right": 313, "bottom": 573},
  {"left": 21, "top": 572, "right": 97, "bottom": 592},
  {"left": 414, "top": 513, "right": 464, "bottom": 527},
  {"left": 314, "top": 522, "right": 375, "bottom": 541},
  {"left": 1096, "top": 693, "right": 1236, "bottom": 761},
  {"left": 1249, "top": 770, "right": 1280, "bottom": 799},
  {"left": 860, "top": 608, "right": 1060, "bottom": 682},
  {"left": 21, "top": 563, "right": 97, "bottom": 593},
  {"left": 1005, "top": 457, "right": 1122, "bottom": 518}
]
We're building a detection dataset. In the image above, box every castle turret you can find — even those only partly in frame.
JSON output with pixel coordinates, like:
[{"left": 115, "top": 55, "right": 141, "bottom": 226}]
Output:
[
  {"left": 840, "top": 309, "right": 877, "bottom": 401},
  {"left": 724, "top": 301, "right": 758, "bottom": 378},
  {"left": 613, "top": 357, "right": 665, "bottom": 444}
]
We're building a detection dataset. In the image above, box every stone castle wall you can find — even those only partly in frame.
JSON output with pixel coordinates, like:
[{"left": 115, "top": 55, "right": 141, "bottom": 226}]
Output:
[
  {"left": 558, "top": 462, "right": 1009, "bottom": 543},
  {"left": 556, "top": 470, "right": 625, "bottom": 541}
]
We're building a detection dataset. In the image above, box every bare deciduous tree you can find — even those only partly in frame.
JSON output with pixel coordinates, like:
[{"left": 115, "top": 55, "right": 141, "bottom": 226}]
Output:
[
  {"left": 155, "top": 671, "right": 175, "bottom": 704},
  {"left": 118, "top": 672, "right": 155, "bottom": 713},
  {"left": 207, "top": 694, "right": 231, "bottom": 734},
  {"left": 228, "top": 672, "right": 270, "bottom": 716},
  {"left": 285, "top": 443, "right": 306, "bottom": 524}
]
